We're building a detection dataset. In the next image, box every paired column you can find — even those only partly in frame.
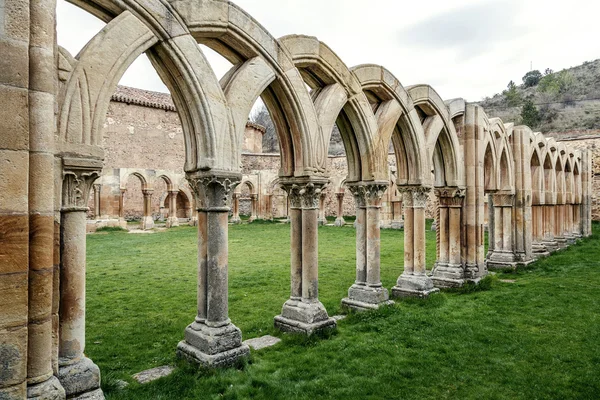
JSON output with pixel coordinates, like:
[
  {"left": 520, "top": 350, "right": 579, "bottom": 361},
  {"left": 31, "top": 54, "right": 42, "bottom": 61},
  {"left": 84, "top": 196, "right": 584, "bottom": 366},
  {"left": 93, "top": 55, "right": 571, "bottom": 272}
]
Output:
[
  {"left": 177, "top": 172, "right": 249, "bottom": 367},
  {"left": 542, "top": 204, "right": 558, "bottom": 252},
  {"left": 391, "top": 199, "right": 404, "bottom": 229},
  {"left": 432, "top": 188, "right": 466, "bottom": 288},
  {"left": 342, "top": 182, "right": 392, "bottom": 310},
  {"left": 554, "top": 204, "right": 567, "bottom": 249},
  {"left": 57, "top": 161, "right": 103, "bottom": 399},
  {"left": 248, "top": 194, "right": 258, "bottom": 222},
  {"left": 230, "top": 193, "right": 241, "bottom": 224},
  {"left": 93, "top": 184, "right": 101, "bottom": 219},
  {"left": 118, "top": 189, "right": 127, "bottom": 229},
  {"left": 392, "top": 187, "right": 439, "bottom": 298},
  {"left": 487, "top": 193, "right": 518, "bottom": 269},
  {"left": 141, "top": 190, "right": 154, "bottom": 230},
  {"left": 274, "top": 178, "right": 336, "bottom": 335},
  {"left": 166, "top": 190, "right": 179, "bottom": 228},
  {"left": 531, "top": 205, "right": 550, "bottom": 258},
  {"left": 334, "top": 192, "right": 346, "bottom": 227},
  {"left": 318, "top": 193, "right": 327, "bottom": 226}
]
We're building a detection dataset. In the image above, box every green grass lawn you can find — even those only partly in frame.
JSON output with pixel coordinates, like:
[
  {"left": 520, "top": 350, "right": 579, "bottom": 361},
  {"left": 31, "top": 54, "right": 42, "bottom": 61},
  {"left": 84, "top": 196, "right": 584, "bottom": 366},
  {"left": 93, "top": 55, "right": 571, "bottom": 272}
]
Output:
[{"left": 86, "top": 222, "right": 600, "bottom": 399}]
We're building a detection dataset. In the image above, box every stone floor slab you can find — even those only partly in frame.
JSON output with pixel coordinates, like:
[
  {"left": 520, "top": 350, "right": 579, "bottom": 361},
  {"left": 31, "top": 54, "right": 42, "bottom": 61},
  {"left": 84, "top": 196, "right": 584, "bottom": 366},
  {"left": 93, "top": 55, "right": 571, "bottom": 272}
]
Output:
[
  {"left": 243, "top": 335, "right": 281, "bottom": 350},
  {"left": 132, "top": 366, "right": 174, "bottom": 384}
]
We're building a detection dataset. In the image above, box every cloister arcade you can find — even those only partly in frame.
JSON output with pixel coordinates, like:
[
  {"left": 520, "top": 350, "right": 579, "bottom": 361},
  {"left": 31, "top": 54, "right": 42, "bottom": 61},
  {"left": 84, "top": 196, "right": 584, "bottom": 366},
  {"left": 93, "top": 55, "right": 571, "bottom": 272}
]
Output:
[{"left": 0, "top": 0, "right": 593, "bottom": 399}]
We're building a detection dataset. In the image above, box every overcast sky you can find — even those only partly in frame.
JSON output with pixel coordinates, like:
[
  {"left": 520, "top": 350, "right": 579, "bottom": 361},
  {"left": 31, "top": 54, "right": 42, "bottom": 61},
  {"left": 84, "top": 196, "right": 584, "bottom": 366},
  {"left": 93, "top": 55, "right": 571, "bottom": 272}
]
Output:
[{"left": 57, "top": 0, "right": 600, "bottom": 102}]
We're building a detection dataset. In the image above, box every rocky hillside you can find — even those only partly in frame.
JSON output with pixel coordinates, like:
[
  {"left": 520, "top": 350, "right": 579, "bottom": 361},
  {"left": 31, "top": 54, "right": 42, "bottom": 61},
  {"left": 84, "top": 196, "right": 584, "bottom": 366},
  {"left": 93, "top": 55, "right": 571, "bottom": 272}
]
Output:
[{"left": 478, "top": 59, "right": 600, "bottom": 133}]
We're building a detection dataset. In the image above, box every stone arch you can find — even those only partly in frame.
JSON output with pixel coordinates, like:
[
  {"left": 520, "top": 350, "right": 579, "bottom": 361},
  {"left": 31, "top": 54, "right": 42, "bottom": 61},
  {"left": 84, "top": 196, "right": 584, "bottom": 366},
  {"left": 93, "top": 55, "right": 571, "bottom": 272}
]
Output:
[
  {"left": 351, "top": 64, "right": 429, "bottom": 186},
  {"left": 408, "top": 85, "right": 464, "bottom": 188},
  {"left": 58, "top": 4, "right": 236, "bottom": 172},
  {"left": 120, "top": 170, "right": 151, "bottom": 190},
  {"left": 483, "top": 133, "right": 498, "bottom": 193},
  {"left": 278, "top": 35, "right": 383, "bottom": 182},
  {"left": 488, "top": 118, "right": 515, "bottom": 193},
  {"left": 168, "top": 0, "right": 324, "bottom": 177}
]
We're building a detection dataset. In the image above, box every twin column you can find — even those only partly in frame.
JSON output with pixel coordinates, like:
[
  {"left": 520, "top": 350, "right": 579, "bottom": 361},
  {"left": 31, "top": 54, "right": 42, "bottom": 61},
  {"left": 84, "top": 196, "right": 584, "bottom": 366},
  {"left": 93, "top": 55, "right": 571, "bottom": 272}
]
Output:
[
  {"left": 392, "top": 187, "right": 439, "bottom": 298},
  {"left": 177, "top": 172, "right": 249, "bottom": 367},
  {"left": 342, "top": 182, "right": 392, "bottom": 310},
  {"left": 274, "top": 178, "right": 336, "bottom": 334}
]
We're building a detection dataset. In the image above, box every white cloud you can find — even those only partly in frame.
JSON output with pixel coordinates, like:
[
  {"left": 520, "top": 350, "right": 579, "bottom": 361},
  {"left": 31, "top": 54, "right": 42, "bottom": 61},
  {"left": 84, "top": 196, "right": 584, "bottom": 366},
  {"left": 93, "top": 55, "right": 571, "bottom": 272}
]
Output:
[{"left": 57, "top": 0, "right": 600, "bottom": 102}]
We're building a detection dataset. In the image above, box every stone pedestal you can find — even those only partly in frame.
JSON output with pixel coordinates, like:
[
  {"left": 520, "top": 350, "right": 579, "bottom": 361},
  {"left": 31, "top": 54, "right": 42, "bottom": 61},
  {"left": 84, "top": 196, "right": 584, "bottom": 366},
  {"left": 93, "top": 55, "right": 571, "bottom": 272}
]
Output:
[
  {"left": 392, "top": 187, "right": 439, "bottom": 298},
  {"left": 178, "top": 172, "right": 249, "bottom": 367},
  {"left": 275, "top": 179, "right": 336, "bottom": 334},
  {"left": 342, "top": 182, "right": 393, "bottom": 311},
  {"left": 248, "top": 194, "right": 258, "bottom": 222}
]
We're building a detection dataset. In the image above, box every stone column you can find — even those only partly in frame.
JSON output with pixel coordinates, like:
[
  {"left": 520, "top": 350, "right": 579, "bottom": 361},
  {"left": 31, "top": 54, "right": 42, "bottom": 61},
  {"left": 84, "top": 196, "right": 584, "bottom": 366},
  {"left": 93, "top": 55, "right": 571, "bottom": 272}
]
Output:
[
  {"left": 317, "top": 192, "right": 327, "bottom": 226},
  {"left": 432, "top": 188, "right": 467, "bottom": 288},
  {"left": 177, "top": 172, "right": 249, "bottom": 367},
  {"left": 391, "top": 199, "right": 404, "bottom": 229},
  {"left": 141, "top": 189, "right": 154, "bottom": 230},
  {"left": 573, "top": 204, "right": 582, "bottom": 237},
  {"left": 248, "top": 194, "right": 258, "bottom": 222},
  {"left": 266, "top": 194, "right": 273, "bottom": 220},
  {"left": 334, "top": 192, "right": 346, "bottom": 227},
  {"left": 342, "top": 183, "right": 392, "bottom": 310},
  {"left": 564, "top": 204, "right": 575, "bottom": 244},
  {"left": 487, "top": 193, "right": 519, "bottom": 269},
  {"left": 166, "top": 190, "right": 179, "bottom": 228},
  {"left": 119, "top": 189, "right": 127, "bottom": 228},
  {"left": 554, "top": 204, "right": 567, "bottom": 249},
  {"left": 581, "top": 150, "right": 593, "bottom": 237},
  {"left": 532, "top": 205, "right": 550, "bottom": 258},
  {"left": 392, "top": 187, "right": 439, "bottom": 298},
  {"left": 230, "top": 193, "right": 241, "bottom": 224},
  {"left": 93, "top": 184, "right": 101, "bottom": 219},
  {"left": 275, "top": 179, "right": 336, "bottom": 334},
  {"left": 543, "top": 204, "right": 558, "bottom": 252},
  {"left": 57, "top": 161, "right": 103, "bottom": 399}
]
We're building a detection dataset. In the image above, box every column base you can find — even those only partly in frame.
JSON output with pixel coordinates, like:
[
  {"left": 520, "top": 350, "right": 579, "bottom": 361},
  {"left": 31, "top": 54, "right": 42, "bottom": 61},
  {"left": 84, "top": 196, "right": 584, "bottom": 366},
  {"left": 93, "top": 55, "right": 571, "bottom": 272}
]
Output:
[
  {"left": 57, "top": 357, "right": 102, "bottom": 399},
  {"left": 487, "top": 252, "right": 535, "bottom": 270},
  {"left": 229, "top": 217, "right": 241, "bottom": 225},
  {"left": 334, "top": 217, "right": 346, "bottom": 227},
  {"left": 341, "top": 284, "right": 393, "bottom": 311},
  {"left": 564, "top": 234, "right": 577, "bottom": 245},
  {"left": 555, "top": 237, "right": 568, "bottom": 249},
  {"left": 141, "top": 216, "right": 154, "bottom": 230},
  {"left": 177, "top": 322, "right": 249, "bottom": 368},
  {"left": 248, "top": 216, "right": 257, "bottom": 223},
  {"left": 317, "top": 218, "right": 327, "bottom": 226},
  {"left": 532, "top": 242, "right": 550, "bottom": 259},
  {"left": 274, "top": 299, "right": 336, "bottom": 335},
  {"left": 392, "top": 274, "right": 440, "bottom": 298},
  {"left": 166, "top": 217, "right": 179, "bottom": 228},
  {"left": 27, "top": 376, "right": 65, "bottom": 400},
  {"left": 70, "top": 388, "right": 105, "bottom": 399},
  {"left": 542, "top": 240, "right": 559, "bottom": 253},
  {"left": 432, "top": 263, "right": 467, "bottom": 288},
  {"left": 189, "top": 217, "right": 198, "bottom": 226}
]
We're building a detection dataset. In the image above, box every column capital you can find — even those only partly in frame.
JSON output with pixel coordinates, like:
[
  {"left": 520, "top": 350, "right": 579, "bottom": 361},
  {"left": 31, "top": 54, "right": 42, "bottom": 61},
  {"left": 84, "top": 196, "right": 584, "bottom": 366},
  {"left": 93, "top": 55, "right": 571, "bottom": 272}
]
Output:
[
  {"left": 61, "top": 158, "right": 102, "bottom": 211},
  {"left": 491, "top": 192, "right": 515, "bottom": 207},
  {"left": 336, "top": 192, "right": 345, "bottom": 200},
  {"left": 142, "top": 189, "right": 154, "bottom": 196},
  {"left": 280, "top": 177, "right": 329, "bottom": 210},
  {"left": 435, "top": 187, "right": 466, "bottom": 207},
  {"left": 399, "top": 186, "right": 431, "bottom": 208},
  {"left": 187, "top": 171, "right": 242, "bottom": 212},
  {"left": 347, "top": 182, "right": 389, "bottom": 208}
]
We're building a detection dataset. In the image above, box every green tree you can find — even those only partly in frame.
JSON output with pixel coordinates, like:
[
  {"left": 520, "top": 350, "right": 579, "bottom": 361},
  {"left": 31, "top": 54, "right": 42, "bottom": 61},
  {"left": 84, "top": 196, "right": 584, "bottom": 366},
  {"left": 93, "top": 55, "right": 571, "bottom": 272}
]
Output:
[
  {"left": 522, "top": 70, "right": 543, "bottom": 88},
  {"left": 539, "top": 71, "right": 573, "bottom": 94},
  {"left": 504, "top": 81, "right": 522, "bottom": 107},
  {"left": 521, "top": 99, "right": 541, "bottom": 127}
]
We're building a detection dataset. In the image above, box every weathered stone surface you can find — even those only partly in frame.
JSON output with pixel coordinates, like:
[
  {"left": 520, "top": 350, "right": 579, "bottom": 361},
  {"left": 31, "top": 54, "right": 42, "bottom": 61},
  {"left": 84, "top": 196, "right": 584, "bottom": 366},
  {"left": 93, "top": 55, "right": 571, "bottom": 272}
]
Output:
[
  {"left": 57, "top": 357, "right": 101, "bottom": 398},
  {"left": 243, "top": 335, "right": 281, "bottom": 351},
  {"left": 26, "top": 376, "right": 65, "bottom": 400},
  {"left": 132, "top": 366, "right": 174, "bottom": 384}
]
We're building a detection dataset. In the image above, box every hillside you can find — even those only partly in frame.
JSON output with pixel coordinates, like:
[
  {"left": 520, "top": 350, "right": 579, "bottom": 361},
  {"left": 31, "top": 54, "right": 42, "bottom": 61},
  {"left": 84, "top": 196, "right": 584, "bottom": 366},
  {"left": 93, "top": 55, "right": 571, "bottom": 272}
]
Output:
[{"left": 478, "top": 59, "right": 600, "bottom": 133}]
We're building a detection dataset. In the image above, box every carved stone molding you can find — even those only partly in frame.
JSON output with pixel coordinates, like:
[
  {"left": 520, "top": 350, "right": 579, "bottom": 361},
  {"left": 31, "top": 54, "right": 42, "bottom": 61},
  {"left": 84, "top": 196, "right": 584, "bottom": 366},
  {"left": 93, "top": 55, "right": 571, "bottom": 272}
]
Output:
[
  {"left": 186, "top": 172, "right": 242, "bottom": 212},
  {"left": 348, "top": 182, "right": 389, "bottom": 208},
  {"left": 61, "top": 158, "right": 102, "bottom": 211}
]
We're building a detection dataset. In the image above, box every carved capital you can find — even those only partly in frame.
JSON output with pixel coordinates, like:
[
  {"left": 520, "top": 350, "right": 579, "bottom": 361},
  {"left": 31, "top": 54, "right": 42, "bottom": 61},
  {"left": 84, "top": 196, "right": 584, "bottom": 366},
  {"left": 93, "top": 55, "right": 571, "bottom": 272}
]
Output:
[
  {"left": 281, "top": 179, "right": 328, "bottom": 210},
  {"left": 398, "top": 186, "right": 431, "bottom": 208},
  {"left": 491, "top": 193, "right": 515, "bottom": 207},
  {"left": 336, "top": 192, "right": 345, "bottom": 200},
  {"left": 348, "top": 182, "right": 389, "bottom": 208},
  {"left": 436, "top": 187, "right": 466, "bottom": 207},
  {"left": 61, "top": 158, "right": 102, "bottom": 211},
  {"left": 186, "top": 172, "right": 241, "bottom": 212},
  {"left": 142, "top": 189, "right": 154, "bottom": 197}
]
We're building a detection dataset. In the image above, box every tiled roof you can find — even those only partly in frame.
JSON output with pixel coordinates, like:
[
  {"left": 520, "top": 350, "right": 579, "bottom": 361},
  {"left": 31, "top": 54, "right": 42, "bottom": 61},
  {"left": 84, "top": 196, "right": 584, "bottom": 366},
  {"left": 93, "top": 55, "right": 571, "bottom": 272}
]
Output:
[
  {"left": 111, "top": 85, "right": 176, "bottom": 111},
  {"left": 111, "top": 85, "right": 266, "bottom": 132}
]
